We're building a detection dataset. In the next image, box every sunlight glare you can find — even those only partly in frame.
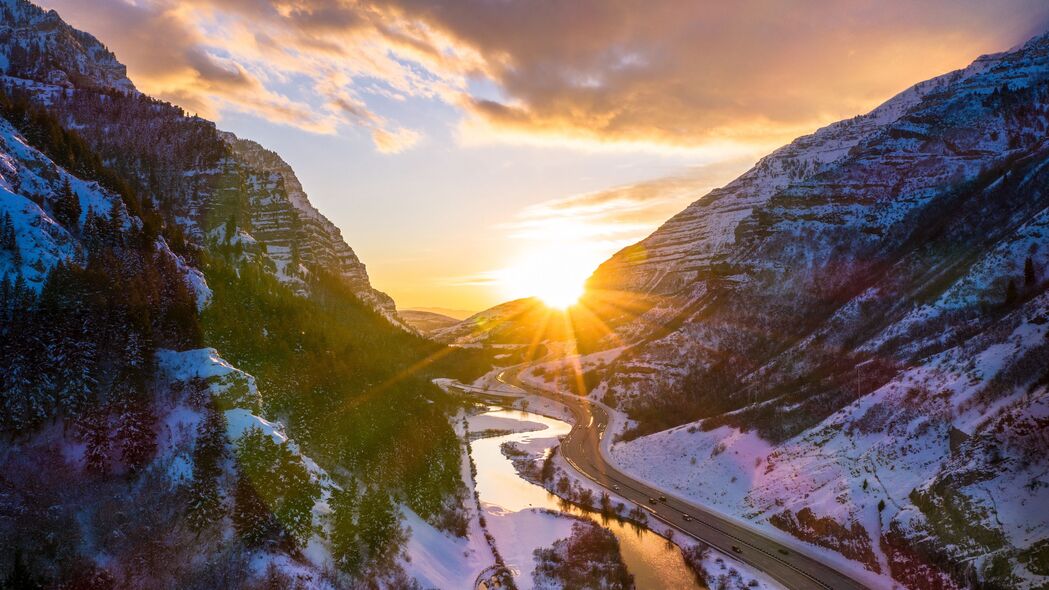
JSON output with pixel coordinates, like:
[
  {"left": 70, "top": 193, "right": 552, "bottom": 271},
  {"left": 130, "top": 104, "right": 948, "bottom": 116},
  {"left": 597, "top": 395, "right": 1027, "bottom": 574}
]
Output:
[{"left": 499, "top": 246, "right": 597, "bottom": 309}]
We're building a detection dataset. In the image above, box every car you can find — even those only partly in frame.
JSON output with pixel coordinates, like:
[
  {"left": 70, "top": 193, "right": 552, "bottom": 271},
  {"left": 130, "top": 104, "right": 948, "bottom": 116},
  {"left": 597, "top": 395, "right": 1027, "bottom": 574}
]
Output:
[
  {"left": 612, "top": 484, "right": 620, "bottom": 491},
  {"left": 731, "top": 545, "right": 743, "bottom": 554},
  {"left": 777, "top": 548, "right": 790, "bottom": 556},
  {"left": 682, "top": 514, "right": 693, "bottom": 522},
  {"left": 658, "top": 495, "right": 667, "bottom": 502},
  {"left": 648, "top": 497, "right": 658, "bottom": 505}
]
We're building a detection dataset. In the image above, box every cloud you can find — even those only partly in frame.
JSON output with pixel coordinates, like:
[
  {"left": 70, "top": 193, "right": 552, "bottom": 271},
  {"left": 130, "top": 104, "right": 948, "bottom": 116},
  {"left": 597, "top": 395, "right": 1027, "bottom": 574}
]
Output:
[
  {"left": 39, "top": 0, "right": 434, "bottom": 145},
  {"left": 504, "top": 158, "right": 753, "bottom": 243},
  {"left": 39, "top": 0, "right": 1049, "bottom": 151},
  {"left": 427, "top": 0, "right": 1049, "bottom": 148}
]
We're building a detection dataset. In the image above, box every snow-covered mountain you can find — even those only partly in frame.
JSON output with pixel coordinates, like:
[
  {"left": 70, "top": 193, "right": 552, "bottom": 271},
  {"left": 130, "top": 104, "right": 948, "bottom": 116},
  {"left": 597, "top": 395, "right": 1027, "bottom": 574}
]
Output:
[
  {"left": 0, "top": 0, "right": 135, "bottom": 93},
  {"left": 0, "top": 1, "right": 479, "bottom": 587},
  {"left": 0, "top": 0, "right": 397, "bottom": 322},
  {"left": 571, "top": 32, "right": 1049, "bottom": 589}
]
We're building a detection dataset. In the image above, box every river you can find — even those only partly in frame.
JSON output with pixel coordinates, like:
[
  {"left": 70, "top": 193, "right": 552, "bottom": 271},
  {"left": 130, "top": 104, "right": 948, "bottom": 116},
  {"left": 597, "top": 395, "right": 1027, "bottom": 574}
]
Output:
[{"left": 469, "top": 406, "right": 704, "bottom": 589}]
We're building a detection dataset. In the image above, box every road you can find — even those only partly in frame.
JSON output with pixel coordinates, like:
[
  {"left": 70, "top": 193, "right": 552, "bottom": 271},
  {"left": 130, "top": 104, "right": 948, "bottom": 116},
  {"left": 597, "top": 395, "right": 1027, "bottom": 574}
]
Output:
[{"left": 459, "top": 368, "right": 871, "bottom": 590}]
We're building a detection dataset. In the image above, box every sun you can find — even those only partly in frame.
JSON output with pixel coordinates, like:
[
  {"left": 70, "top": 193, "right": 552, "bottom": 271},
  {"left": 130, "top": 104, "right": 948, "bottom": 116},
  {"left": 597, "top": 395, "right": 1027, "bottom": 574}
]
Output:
[
  {"left": 499, "top": 247, "right": 595, "bottom": 309},
  {"left": 535, "top": 277, "right": 584, "bottom": 309}
]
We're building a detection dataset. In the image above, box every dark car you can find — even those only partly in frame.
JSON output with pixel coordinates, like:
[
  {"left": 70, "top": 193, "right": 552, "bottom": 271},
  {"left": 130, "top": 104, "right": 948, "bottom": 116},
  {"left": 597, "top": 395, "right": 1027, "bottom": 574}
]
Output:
[
  {"left": 658, "top": 495, "right": 667, "bottom": 502},
  {"left": 731, "top": 545, "right": 743, "bottom": 554},
  {"left": 648, "top": 497, "right": 658, "bottom": 505}
]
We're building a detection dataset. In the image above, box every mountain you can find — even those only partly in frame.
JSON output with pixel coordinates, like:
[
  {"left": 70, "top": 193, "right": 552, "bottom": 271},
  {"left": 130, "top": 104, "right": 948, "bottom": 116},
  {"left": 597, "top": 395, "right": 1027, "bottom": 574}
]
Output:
[
  {"left": 430, "top": 296, "right": 581, "bottom": 350},
  {"left": 569, "top": 33, "right": 1049, "bottom": 588},
  {"left": 0, "top": 1, "right": 486, "bottom": 587},
  {"left": 0, "top": 0, "right": 135, "bottom": 93},
  {"left": 0, "top": 0, "right": 398, "bottom": 324},
  {"left": 399, "top": 309, "right": 461, "bottom": 334},
  {"left": 404, "top": 306, "right": 477, "bottom": 321}
]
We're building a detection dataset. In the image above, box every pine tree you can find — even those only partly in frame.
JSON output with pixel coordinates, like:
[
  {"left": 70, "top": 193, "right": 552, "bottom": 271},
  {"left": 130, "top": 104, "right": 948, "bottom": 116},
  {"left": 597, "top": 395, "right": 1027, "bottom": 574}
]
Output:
[
  {"left": 232, "top": 471, "right": 278, "bottom": 547},
  {"left": 330, "top": 485, "right": 363, "bottom": 575},
  {"left": 2, "top": 550, "right": 41, "bottom": 590},
  {"left": 233, "top": 427, "right": 319, "bottom": 548},
  {"left": 53, "top": 177, "right": 81, "bottom": 229},
  {"left": 82, "top": 208, "right": 99, "bottom": 248},
  {"left": 186, "top": 476, "right": 221, "bottom": 533},
  {"left": 187, "top": 403, "right": 227, "bottom": 531},
  {"left": 82, "top": 410, "right": 110, "bottom": 475},
  {"left": 37, "top": 263, "right": 96, "bottom": 417},
  {"left": 0, "top": 273, "right": 10, "bottom": 319},
  {"left": 11, "top": 237, "right": 21, "bottom": 268},
  {"left": 0, "top": 211, "right": 14, "bottom": 249},
  {"left": 224, "top": 214, "right": 236, "bottom": 243},
  {"left": 1005, "top": 278, "right": 1019, "bottom": 306},
  {"left": 115, "top": 394, "right": 156, "bottom": 472},
  {"left": 105, "top": 206, "right": 122, "bottom": 244},
  {"left": 358, "top": 488, "right": 399, "bottom": 563}
]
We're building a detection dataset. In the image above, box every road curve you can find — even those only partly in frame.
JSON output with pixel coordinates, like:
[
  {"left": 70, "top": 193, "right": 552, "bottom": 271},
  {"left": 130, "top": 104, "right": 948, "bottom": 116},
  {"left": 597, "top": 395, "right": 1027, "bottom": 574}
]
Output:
[{"left": 461, "top": 369, "right": 871, "bottom": 590}]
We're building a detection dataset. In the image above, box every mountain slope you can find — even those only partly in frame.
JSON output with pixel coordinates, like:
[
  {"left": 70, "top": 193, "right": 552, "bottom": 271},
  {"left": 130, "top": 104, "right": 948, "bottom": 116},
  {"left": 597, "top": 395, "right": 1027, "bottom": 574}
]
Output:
[
  {"left": 0, "top": 2, "right": 486, "bottom": 587},
  {"left": 579, "top": 32, "right": 1049, "bottom": 589}
]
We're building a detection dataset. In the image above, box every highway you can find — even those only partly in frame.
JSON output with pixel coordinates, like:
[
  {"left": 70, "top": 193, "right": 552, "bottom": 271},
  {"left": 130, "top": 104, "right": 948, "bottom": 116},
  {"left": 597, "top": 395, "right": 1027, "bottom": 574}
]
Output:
[{"left": 459, "top": 368, "right": 871, "bottom": 590}]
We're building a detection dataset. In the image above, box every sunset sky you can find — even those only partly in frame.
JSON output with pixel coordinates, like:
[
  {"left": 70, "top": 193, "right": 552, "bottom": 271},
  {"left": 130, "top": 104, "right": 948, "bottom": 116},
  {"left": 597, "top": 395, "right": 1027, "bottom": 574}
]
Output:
[{"left": 40, "top": 0, "right": 1049, "bottom": 311}]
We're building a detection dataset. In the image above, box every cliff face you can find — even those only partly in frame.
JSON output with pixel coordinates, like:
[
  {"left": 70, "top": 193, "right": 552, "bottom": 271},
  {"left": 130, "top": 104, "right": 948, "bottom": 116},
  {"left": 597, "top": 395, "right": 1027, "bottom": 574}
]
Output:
[{"left": 221, "top": 133, "right": 398, "bottom": 318}]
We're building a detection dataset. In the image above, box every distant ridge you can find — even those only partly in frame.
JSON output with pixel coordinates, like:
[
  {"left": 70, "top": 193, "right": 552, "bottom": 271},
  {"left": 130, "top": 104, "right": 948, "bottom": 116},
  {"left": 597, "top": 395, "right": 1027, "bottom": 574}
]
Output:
[{"left": 402, "top": 306, "right": 477, "bottom": 320}]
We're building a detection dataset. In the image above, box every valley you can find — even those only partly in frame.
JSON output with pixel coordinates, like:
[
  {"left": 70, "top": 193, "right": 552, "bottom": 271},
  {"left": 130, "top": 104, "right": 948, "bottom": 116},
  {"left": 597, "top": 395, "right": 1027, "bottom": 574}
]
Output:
[{"left": 0, "top": 1, "right": 1047, "bottom": 588}]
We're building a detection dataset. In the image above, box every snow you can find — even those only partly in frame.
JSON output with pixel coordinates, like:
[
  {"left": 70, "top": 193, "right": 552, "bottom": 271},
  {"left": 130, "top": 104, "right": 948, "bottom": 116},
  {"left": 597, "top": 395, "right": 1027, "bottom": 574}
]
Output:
[
  {"left": 607, "top": 293, "right": 1049, "bottom": 589},
  {"left": 488, "top": 509, "right": 577, "bottom": 589},
  {"left": 0, "top": 189, "right": 77, "bottom": 288},
  {"left": 224, "top": 408, "right": 289, "bottom": 445},
  {"left": 611, "top": 424, "right": 772, "bottom": 511},
  {"left": 466, "top": 395, "right": 787, "bottom": 589},
  {"left": 402, "top": 508, "right": 491, "bottom": 589},
  {"left": 0, "top": 112, "right": 178, "bottom": 306},
  {"left": 158, "top": 239, "right": 212, "bottom": 309},
  {"left": 402, "top": 410, "right": 496, "bottom": 588},
  {"left": 156, "top": 348, "right": 263, "bottom": 411},
  {"left": 158, "top": 348, "right": 341, "bottom": 576},
  {"left": 468, "top": 411, "right": 548, "bottom": 435},
  {"left": 574, "top": 31, "right": 1049, "bottom": 588}
]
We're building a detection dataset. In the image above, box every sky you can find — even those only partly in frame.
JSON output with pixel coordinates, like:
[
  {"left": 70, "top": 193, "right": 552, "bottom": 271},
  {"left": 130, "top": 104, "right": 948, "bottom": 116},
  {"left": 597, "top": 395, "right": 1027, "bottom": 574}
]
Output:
[{"left": 40, "top": 0, "right": 1049, "bottom": 311}]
